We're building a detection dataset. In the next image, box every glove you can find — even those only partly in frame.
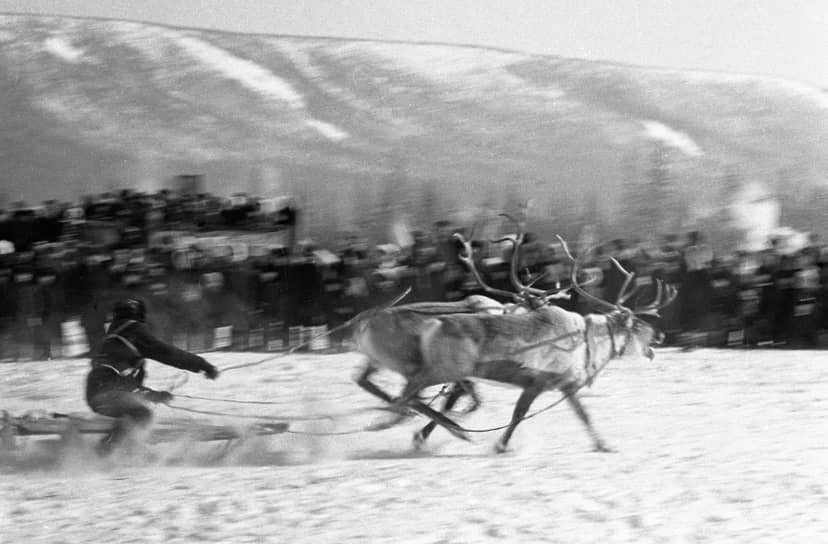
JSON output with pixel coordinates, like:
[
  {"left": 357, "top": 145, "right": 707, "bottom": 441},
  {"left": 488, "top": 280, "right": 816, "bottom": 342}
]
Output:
[
  {"left": 201, "top": 362, "right": 219, "bottom": 380},
  {"left": 145, "top": 390, "right": 174, "bottom": 404}
]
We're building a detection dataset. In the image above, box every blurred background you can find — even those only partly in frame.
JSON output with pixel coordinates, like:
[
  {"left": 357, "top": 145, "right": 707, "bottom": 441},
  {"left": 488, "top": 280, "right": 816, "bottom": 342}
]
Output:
[{"left": 0, "top": 4, "right": 826, "bottom": 360}]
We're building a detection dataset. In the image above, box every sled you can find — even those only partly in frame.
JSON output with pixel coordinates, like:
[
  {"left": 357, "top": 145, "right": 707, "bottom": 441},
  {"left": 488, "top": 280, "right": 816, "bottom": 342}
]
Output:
[{"left": 1, "top": 410, "right": 289, "bottom": 450}]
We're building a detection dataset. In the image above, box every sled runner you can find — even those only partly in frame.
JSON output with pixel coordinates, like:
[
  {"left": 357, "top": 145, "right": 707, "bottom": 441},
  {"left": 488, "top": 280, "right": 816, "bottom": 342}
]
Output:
[{"left": 1, "top": 410, "right": 288, "bottom": 450}]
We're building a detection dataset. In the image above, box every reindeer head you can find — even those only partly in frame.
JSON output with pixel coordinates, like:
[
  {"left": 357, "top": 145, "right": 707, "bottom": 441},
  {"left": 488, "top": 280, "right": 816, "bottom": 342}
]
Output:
[{"left": 556, "top": 235, "right": 678, "bottom": 360}]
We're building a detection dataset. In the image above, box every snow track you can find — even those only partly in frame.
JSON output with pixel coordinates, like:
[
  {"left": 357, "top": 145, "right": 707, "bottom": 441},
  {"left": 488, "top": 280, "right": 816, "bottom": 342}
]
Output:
[{"left": 1, "top": 349, "right": 827, "bottom": 543}]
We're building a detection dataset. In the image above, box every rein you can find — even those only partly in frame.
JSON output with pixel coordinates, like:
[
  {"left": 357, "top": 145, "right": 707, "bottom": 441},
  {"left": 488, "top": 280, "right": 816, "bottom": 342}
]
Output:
[
  {"left": 446, "top": 353, "right": 617, "bottom": 434},
  {"left": 166, "top": 288, "right": 636, "bottom": 439}
]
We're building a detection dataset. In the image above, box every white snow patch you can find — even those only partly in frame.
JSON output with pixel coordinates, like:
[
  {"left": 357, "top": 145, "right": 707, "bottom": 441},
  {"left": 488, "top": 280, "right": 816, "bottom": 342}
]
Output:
[
  {"left": 641, "top": 120, "right": 703, "bottom": 157},
  {"left": 113, "top": 31, "right": 350, "bottom": 142},
  {"left": 272, "top": 40, "right": 376, "bottom": 112},
  {"left": 175, "top": 35, "right": 305, "bottom": 109},
  {"left": 305, "top": 119, "right": 349, "bottom": 141},
  {"left": 44, "top": 36, "right": 85, "bottom": 64}
]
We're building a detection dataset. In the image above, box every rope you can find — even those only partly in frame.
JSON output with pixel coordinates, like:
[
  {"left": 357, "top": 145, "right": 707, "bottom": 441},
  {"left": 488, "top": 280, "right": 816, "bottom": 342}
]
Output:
[
  {"left": 164, "top": 385, "right": 453, "bottom": 438},
  {"left": 166, "top": 360, "right": 610, "bottom": 438},
  {"left": 165, "top": 403, "right": 333, "bottom": 422},
  {"left": 175, "top": 383, "right": 449, "bottom": 407},
  {"left": 161, "top": 287, "right": 612, "bottom": 438},
  {"left": 216, "top": 327, "right": 342, "bottom": 373},
  {"left": 164, "top": 403, "right": 379, "bottom": 436},
  {"left": 450, "top": 355, "right": 615, "bottom": 434},
  {"left": 174, "top": 393, "right": 293, "bottom": 405},
  {"left": 284, "top": 428, "right": 366, "bottom": 436},
  {"left": 159, "top": 287, "right": 415, "bottom": 422}
]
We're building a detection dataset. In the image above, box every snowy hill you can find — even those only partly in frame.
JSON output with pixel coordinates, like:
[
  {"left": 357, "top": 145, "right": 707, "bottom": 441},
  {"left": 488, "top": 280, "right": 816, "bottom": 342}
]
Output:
[{"left": 1, "top": 14, "right": 826, "bottom": 238}]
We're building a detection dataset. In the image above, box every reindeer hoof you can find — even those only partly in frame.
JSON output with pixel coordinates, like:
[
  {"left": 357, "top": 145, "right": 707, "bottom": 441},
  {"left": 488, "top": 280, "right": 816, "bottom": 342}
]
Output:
[
  {"left": 593, "top": 442, "right": 616, "bottom": 453},
  {"left": 493, "top": 441, "right": 512, "bottom": 455},
  {"left": 412, "top": 431, "right": 427, "bottom": 451}
]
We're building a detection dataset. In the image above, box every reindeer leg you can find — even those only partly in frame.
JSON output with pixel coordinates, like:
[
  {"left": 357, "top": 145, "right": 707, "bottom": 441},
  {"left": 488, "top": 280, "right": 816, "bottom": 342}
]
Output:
[
  {"left": 457, "top": 380, "right": 481, "bottom": 414},
  {"left": 370, "top": 379, "right": 427, "bottom": 431},
  {"left": 356, "top": 364, "right": 416, "bottom": 430},
  {"left": 471, "top": 361, "right": 547, "bottom": 453},
  {"left": 397, "top": 379, "right": 470, "bottom": 442},
  {"left": 562, "top": 384, "right": 614, "bottom": 453},
  {"left": 355, "top": 364, "right": 396, "bottom": 404},
  {"left": 387, "top": 378, "right": 429, "bottom": 414},
  {"left": 370, "top": 393, "right": 469, "bottom": 441},
  {"left": 357, "top": 364, "right": 468, "bottom": 440},
  {"left": 495, "top": 384, "right": 543, "bottom": 454},
  {"left": 413, "top": 382, "right": 468, "bottom": 449}
]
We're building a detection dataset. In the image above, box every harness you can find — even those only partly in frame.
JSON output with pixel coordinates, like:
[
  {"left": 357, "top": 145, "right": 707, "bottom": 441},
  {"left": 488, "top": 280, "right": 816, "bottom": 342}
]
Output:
[
  {"left": 604, "top": 315, "right": 633, "bottom": 359},
  {"left": 92, "top": 320, "right": 145, "bottom": 379}
]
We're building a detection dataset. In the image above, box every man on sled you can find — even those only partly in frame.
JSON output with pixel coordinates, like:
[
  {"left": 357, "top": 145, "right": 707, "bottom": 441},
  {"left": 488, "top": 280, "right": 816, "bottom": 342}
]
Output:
[{"left": 85, "top": 298, "right": 220, "bottom": 456}]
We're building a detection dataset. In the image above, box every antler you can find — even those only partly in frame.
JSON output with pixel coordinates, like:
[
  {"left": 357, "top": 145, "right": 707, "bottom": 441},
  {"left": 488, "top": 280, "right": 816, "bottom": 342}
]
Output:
[
  {"left": 633, "top": 281, "right": 678, "bottom": 317},
  {"left": 497, "top": 214, "right": 571, "bottom": 301},
  {"left": 559, "top": 235, "right": 678, "bottom": 316},
  {"left": 557, "top": 235, "right": 618, "bottom": 312},
  {"left": 607, "top": 255, "right": 678, "bottom": 316},
  {"left": 608, "top": 257, "right": 638, "bottom": 305},
  {"left": 454, "top": 228, "right": 523, "bottom": 303}
]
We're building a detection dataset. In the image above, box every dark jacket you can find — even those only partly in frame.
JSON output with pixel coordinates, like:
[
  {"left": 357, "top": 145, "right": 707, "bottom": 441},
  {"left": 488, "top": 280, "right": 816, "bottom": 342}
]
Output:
[{"left": 86, "top": 317, "right": 210, "bottom": 401}]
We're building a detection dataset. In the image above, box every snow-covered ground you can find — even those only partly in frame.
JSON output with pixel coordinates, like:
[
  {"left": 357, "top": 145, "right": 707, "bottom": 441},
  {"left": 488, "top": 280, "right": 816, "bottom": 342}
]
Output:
[{"left": 1, "top": 348, "right": 827, "bottom": 543}]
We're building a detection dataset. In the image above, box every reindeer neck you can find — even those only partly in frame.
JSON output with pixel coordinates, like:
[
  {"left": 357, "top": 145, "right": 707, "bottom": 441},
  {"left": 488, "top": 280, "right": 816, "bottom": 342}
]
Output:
[{"left": 585, "top": 314, "right": 631, "bottom": 366}]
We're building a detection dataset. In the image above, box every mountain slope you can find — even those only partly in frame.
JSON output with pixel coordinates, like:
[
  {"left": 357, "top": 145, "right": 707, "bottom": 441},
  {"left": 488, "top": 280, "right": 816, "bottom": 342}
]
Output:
[{"left": 1, "top": 14, "right": 825, "bottom": 240}]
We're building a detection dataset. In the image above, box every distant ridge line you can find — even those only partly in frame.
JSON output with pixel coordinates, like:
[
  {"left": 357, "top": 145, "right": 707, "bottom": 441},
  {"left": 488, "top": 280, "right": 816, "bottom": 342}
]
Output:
[{"left": 1, "top": 11, "right": 823, "bottom": 90}]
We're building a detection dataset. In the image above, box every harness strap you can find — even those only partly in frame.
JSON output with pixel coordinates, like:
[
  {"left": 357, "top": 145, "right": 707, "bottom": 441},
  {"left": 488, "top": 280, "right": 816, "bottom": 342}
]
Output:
[
  {"left": 104, "top": 320, "right": 141, "bottom": 357},
  {"left": 109, "top": 335, "right": 140, "bottom": 357},
  {"left": 506, "top": 330, "right": 582, "bottom": 357},
  {"left": 93, "top": 320, "right": 145, "bottom": 376},
  {"left": 109, "top": 320, "right": 135, "bottom": 335},
  {"left": 96, "top": 363, "right": 143, "bottom": 378},
  {"left": 605, "top": 314, "right": 635, "bottom": 359},
  {"left": 606, "top": 319, "right": 618, "bottom": 358}
]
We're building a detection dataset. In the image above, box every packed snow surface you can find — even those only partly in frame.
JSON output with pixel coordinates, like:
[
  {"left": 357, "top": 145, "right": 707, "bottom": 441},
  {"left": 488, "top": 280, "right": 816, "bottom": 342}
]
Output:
[{"left": 1, "top": 348, "right": 827, "bottom": 543}]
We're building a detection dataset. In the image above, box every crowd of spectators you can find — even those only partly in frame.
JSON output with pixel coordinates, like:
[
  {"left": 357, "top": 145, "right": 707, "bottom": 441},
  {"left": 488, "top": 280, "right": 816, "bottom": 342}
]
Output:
[{"left": 1, "top": 188, "right": 827, "bottom": 361}]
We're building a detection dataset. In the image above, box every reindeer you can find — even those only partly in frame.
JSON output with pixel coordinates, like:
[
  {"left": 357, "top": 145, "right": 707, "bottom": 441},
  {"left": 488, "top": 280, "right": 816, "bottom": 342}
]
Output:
[
  {"left": 351, "top": 219, "right": 574, "bottom": 442},
  {"left": 355, "top": 219, "right": 676, "bottom": 453},
  {"left": 352, "top": 294, "right": 528, "bottom": 440}
]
